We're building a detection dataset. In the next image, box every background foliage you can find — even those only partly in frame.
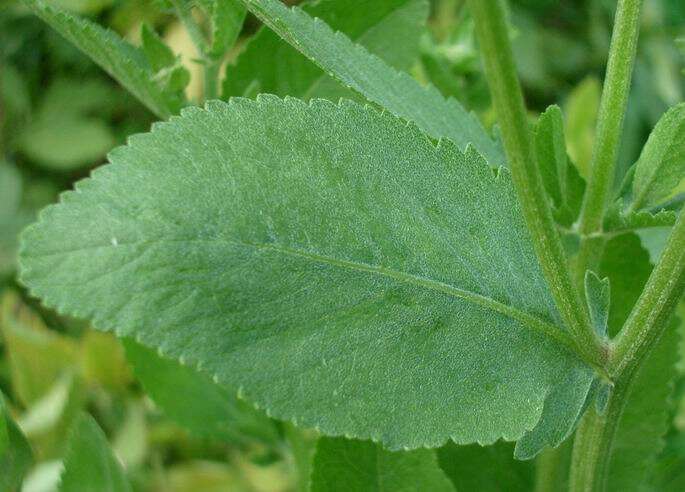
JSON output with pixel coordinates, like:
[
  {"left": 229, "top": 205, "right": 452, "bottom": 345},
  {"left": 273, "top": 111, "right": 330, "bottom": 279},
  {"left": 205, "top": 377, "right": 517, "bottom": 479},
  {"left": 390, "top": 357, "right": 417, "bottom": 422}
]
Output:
[{"left": 1, "top": 0, "right": 684, "bottom": 490}]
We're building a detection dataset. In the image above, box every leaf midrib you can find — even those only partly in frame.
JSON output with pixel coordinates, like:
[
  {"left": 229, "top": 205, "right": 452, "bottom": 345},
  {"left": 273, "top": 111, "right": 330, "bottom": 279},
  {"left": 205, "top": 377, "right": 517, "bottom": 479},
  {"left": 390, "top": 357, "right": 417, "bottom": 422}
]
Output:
[{"left": 28, "top": 233, "right": 579, "bottom": 358}]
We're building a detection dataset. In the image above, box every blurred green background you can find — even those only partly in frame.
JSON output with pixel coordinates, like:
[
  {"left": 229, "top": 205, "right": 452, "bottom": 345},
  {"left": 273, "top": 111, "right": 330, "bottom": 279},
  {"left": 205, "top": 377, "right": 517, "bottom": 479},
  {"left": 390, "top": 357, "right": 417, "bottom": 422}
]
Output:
[{"left": 1, "top": 0, "right": 684, "bottom": 490}]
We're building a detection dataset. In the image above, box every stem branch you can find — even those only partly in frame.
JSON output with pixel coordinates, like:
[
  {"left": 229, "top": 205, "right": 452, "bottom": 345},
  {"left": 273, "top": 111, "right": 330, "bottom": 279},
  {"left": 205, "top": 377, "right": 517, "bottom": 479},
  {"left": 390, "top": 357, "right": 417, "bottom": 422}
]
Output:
[{"left": 466, "top": 0, "right": 605, "bottom": 368}]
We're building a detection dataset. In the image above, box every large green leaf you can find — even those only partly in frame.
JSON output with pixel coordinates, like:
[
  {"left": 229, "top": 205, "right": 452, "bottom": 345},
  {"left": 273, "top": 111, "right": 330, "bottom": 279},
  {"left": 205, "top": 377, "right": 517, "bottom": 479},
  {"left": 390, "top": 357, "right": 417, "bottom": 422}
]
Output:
[
  {"left": 237, "top": 0, "right": 504, "bottom": 165},
  {"left": 310, "top": 437, "right": 454, "bottom": 492},
  {"left": 224, "top": 0, "right": 427, "bottom": 101},
  {"left": 20, "top": 96, "right": 590, "bottom": 451},
  {"left": 23, "top": 0, "right": 184, "bottom": 118},
  {"left": 629, "top": 103, "right": 685, "bottom": 211},
  {"left": 0, "top": 392, "right": 33, "bottom": 492},
  {"left": 59, "top": 413, "right": 131, "bottom": 492},
  {"left": 123, "top": 338, "right": 278, "bottom": 444},
  {"left": 436, "top": 441, "right": 533, "bottom": 492}
]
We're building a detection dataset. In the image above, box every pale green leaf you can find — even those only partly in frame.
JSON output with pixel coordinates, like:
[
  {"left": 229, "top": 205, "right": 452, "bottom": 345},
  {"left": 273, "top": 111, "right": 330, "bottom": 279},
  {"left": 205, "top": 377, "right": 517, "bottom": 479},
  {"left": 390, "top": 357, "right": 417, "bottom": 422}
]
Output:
[
  {"left": 630, "top": 103, "right": 685, "bottom": 210},
  {"left": 437, "top": 441, "right": 533, "bottom": 492},
  {"left": 204, "top": 0, "right": 246, "bottom": 59},
  {"left": 59, "top": 413, "right": 132, "bottom": 492},
  {"left": 310, "top": 437, "right": 454, "bottom": 492},
  {"left": 224, "top": 0, "right": 427, "bottom": 102},
  {"left": 122, "top": 338, "right": 278, "bottom": 444},
  {"left": 584, "top": 271, "right": 610, "bottom": 339},
  {"left": 20, "top": 96, "right": 590, "bottom": 451},
  {"left": 23, "top": 0, "right": 184, "bottom": 118},
  {"left": 0, "top": 392, "right": 33, "bottom": 492},
  {"left": 285, "top": 424, "right": 319, "bottom": 492},
  {"left": 236, "top": 0, "right": 504, "bottom": 165},
  {"left": 564, "top": 77, "right": 601, "bottom": 180}
]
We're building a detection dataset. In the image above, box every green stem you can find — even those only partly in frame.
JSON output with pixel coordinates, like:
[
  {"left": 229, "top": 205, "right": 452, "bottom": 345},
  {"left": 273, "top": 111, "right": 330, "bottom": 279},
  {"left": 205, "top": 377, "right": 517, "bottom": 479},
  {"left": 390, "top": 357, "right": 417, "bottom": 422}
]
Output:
[
  {"left": 575, "top": 0, "right": 643, "bottom": 282},
  {"left": 570, "top": 209, "right": 685, "bottom": 491},
  {"left": 203, "top": 60, "right": 220, "bottom": 101},
  {"left": 534, "top": 445, "right": 570, "bottom": 492},
  {"left": 466, "top": 0, "right": 605, "bottom": 368}
]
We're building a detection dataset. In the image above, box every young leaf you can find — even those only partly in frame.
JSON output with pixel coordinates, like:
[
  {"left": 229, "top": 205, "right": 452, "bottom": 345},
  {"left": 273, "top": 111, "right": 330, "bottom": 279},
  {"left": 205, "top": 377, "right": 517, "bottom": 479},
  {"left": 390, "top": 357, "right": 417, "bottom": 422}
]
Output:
[
  {"left": 629, "top": 103, "right": 685, "bottom": 211},
  {"left": 0, "top": 392, "right": 33, "bottom": 492},
  {"left": 140, "top": 24, "right": 190, "bottom": 94},
  {"left": 235, "top": 0, "right": 504, "bottom": 165},
  {"left": 534, "top": 105, "right": 585, "bottom": 226},
  {"left": 122, "top": 338, "right": 278, "bottom": 445},
  {"left": 59, "top": 413, "right": 132, "bottom": 492},
  {"left": 437, "top": 441, "right": 533, "bottom": 492},
  {"left": 20, "top": 96, "right": 590, "bottom": 451},
  {"left": 23, "top": 0, "right": 184, "bottom": 118},
  {"left": 584, "top": 271, "right": 610, "bottom": 339},
  {"left": 224, "top": 0, "right": 427, "bottom": 101},
  {"left": 310, "top": 437, "right": 454, "bottom": 492},
  {"left": 200, "top": 0, "right": 246, "bottom": 59},
  {"left": 603, "top": 200, "right": 677, "bottom": 235}
]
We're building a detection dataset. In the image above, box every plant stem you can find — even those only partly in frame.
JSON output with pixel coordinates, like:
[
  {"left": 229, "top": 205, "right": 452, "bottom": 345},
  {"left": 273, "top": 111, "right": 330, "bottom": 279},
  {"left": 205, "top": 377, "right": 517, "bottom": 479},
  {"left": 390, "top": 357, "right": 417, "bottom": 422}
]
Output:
[
  {"left": 466, "top": 0, "right": 606, "bottom": 368},
  {"left": 575, "top": 0, "right": 643, "bottom": 283},
  {"left": 534, "top": 445, "right": 569, "bottom": 492},
  {"left": 570, "top": 209, "right": 685, "bottom": 491}
]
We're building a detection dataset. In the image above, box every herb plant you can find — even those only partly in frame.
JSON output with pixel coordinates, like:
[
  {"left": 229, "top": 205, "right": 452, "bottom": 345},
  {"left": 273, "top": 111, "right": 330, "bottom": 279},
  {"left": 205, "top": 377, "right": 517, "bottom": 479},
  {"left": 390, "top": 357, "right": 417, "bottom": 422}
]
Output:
[{"left": 3, "top": 0, "right": 685, "bottom": 490}]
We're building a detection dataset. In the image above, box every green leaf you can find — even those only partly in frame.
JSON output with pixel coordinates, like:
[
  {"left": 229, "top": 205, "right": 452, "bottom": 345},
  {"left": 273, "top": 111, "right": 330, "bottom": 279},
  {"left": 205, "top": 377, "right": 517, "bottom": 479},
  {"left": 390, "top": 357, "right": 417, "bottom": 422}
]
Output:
[
  {"left": 534, "top": 105, "right": 585, "bottom": 226},
  {"left": 599, "top": 233, "right": 653, "bottom": 335},
  {"left": 0, "top": 291, "right": 78, "bottom": 407},
  {"left": 584, "top": 271, "right": 610, "bottom": 339},
  {"left": 436, "top": 441, "right": 533, "bottom": 492},
  {"left": 606, "top": 324, "right": 679, "bottom": 490},
  {"left": 59, "top": 413, "right": 132, "bottom": 492},
  {"left": 630, "top": 103, "right": 685, "bottom": 211},
  {"left": 0, "top": 392, "right": 33, "bottom": 492},
  {"left": 23, "top": 0, "right": 184, "bottom": 118},
  {"left": 122, "top": 338, "right": 278, "bottom": 444},
  {"left": 603, "top": 200, "right": 677, "bottom": 235},
  {"left": 235, "top": 0, "right": 505, "bottom": 165},
  {"left": 564, "top": 77, "right": 601, "bottom": 180},
  {"left": 20, "top": 96, "right": 590, "bottom": 451},
  {"left": 310, "top": 437, "right": 454, "bottom": 492},
  {"left": 202, "top": 0, "right": 246, "bottom": 59},
  {"left": 140, "top": 24, "right": 191, "bottom": 94},
  {"left": 285, "top": 424, "right": 319, "bottom": 492},
  {"left": 224, "top": 0, "right": 427, "bottom": 102}
]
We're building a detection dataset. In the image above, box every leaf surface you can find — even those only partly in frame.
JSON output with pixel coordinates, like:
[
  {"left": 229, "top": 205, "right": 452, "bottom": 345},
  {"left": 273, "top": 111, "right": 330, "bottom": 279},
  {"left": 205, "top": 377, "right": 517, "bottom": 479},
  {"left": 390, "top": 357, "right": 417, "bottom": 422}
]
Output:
[
  {"left": 20, "top": 96, "right": 589, "bottom": 450},
  {"left": 123, "top": 338, "right": 278, "bottom": 444},
  {"left": 59, "top": 413, "right": 131, "bottom": 492},
  {"left": 23, "top": 0, "right": 183, "bottom": 118},
  {"left": 310, "top": 437, "right": 454, "bottom": 492},
  {"left": 236, "top": 0, "right": 504, "bottom": 165},
  {"left": 224, "top": 0, "right": 427, "bottom": 101},
  {"left": 0, "top": 392, "right": 33, "bottom": 492},
  {"left": 630, "top": 103, "right": 685, "bottom": 210}
]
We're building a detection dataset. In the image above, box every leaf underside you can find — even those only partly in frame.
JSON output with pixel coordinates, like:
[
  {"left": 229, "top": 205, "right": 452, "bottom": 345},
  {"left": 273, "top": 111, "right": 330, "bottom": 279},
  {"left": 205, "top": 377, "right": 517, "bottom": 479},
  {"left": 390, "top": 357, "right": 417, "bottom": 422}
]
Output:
[{"left": 20, "top": 96, "right": 590, "bottom": 452}]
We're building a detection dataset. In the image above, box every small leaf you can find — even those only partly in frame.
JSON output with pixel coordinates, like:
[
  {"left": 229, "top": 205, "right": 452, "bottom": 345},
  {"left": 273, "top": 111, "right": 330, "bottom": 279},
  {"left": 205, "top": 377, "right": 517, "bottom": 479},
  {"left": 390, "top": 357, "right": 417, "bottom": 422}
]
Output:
[
  {"left": 0, "top": 392, "right": 33, "bottom": 492},
  {"left": 437, "top": 441, "right": 533, "bottom": 492},
  {"left": 310, "top": 437, "right": 454, "bottom": 492},
  {"left": 603, "top": 199, "right": 677, "bottom": 235},
  {"left": 122, "top": 338, "right": 278, "bottom": 445},
  {"left": 564, "top": 77, "right": 601, "bottom": 180},
  {"left": 59, "top": 413, "right": 132, "bottom": 492},
  {"left": 23, "top": 0, "right": 184, "bottom": 118},
  {"left": 141, "top": 23, "right": 178, "bottom": 72},
  {"left": 584, "top": 271, "right": 610, "bottom": 339},
  {"left": 630, "top": 103, "right": 685, "bottom": 210},
  {"left": 236, "top": 0, "right": 504, "bottom": 165},
  {"left": 202, "top": 0, "right": 246, "bottom": 59},
  {"left": 20, "top": 96, "right": 590, "bottom": 451}
]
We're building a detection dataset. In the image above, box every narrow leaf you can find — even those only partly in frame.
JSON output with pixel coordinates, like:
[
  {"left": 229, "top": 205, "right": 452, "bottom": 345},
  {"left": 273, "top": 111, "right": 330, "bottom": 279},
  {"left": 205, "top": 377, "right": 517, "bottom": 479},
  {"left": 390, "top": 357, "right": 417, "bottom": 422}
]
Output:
[
  {"left": 59, "top": 414, "right": 131, "bottom": 492},
  {"left": 564, "top": 77, "right": 601, "bottom": 180},
  {"left": 310, "top": 437, "right": 454, "bottom": 492},
  {"left": 20, "top": 96, "right": 589, "bottom": 451},
  {"left": 204, "top": 0, "right": 246, "bottom": 59},
  {"left": 224, "top": 0, "right": 427, "bottom": 102},
  {"left": 237, "top": 0, "right": 504, "bottom": 165},
  {"left": 630, "top": 103, "right": 685, "bottom": 210},
  {"left": 603, "top": 200, "right": 677, "bottom": 235},
  {"left": 23, "top": 0, "right": 184, "bottom": 118},
  {"left": 123, "top": 338, "right": 278, "bottom": 444},
  {"left": 0, "top": 392, "right": 33, "bottom": 492}
]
